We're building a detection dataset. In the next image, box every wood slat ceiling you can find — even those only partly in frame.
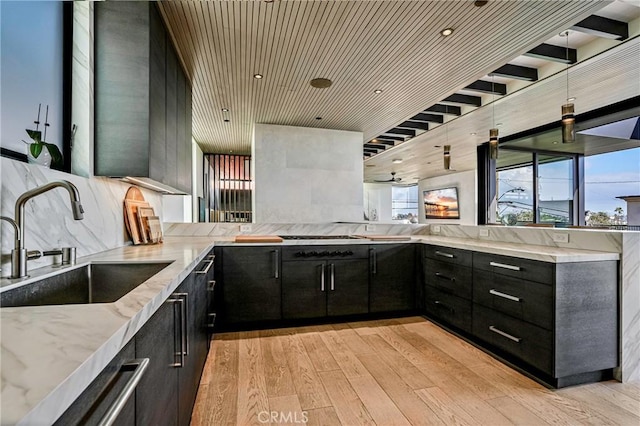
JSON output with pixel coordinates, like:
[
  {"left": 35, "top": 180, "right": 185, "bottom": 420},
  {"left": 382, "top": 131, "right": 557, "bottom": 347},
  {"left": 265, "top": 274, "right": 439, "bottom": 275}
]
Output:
[{"left": 158, "top": 0, "right": 607, "bottom": 156}]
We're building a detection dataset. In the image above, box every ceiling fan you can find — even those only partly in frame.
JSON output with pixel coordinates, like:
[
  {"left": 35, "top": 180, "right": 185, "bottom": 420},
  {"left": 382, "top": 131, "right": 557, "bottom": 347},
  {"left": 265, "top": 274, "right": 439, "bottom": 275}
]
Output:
[{"left": 374, "top": 172, "right": 402, "bottom": 183}]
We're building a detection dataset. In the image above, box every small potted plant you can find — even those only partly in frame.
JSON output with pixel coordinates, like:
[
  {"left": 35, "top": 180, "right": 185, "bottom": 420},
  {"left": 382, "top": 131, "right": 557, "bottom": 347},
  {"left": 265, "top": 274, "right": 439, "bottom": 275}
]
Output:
[{"left": 22, "top": 104, "right": 63, "bottom": 168}]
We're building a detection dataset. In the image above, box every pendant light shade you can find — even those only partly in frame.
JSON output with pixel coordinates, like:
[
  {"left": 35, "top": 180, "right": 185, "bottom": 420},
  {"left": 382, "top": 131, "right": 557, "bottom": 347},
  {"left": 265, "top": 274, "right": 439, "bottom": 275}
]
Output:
[
  {"left": 444, "top": 145, "right": 451, "bottom": 170},
  {"left": 489, "top": 128, "right": 499, "bottom": 159},
  {"left": 562, "top": 103, "right": 575, "bottom": 143}
]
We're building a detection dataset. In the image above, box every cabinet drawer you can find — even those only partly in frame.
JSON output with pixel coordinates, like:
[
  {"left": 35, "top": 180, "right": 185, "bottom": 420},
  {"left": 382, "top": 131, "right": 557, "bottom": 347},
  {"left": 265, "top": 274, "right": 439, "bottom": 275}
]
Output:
[
  {"left": 473, "top": 305, "right": 552, "bottom": 374},
  {"left": 425, "top": 286, "right": 472, "bottom": 332},
  {"left": 423, "top": 245, "right": 472, "bottom": 267},
  {"left": 424, "top": 258, "right": 472, "bottom": 300},
  {"left": 473, "top": 252, "right": 553, "bottom": 284},
  {"left": 473, "top": 269, "right": 554, "bottom": 330}
]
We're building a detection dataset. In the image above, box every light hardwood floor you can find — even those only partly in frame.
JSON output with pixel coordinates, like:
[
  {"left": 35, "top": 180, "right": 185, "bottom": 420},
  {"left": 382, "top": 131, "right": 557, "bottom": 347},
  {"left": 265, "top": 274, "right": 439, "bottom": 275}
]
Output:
[{"left": 191, "top": 317, "right": 640, "bottom": 425}]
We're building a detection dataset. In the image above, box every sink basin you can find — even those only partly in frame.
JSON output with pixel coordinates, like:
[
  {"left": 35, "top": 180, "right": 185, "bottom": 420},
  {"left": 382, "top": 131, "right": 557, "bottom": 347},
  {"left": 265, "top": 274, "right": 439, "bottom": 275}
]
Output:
[{"left": 0, "top": 262, "right": 172, "bottom": 307}]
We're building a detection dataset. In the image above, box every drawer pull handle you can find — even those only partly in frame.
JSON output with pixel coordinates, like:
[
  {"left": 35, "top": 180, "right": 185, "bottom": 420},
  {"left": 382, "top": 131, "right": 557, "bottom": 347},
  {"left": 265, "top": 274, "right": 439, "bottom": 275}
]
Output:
[
  {"left": 208, "top": 280, "right": 216, "bottom": 291},
  {"left": 489, "top": 325, "right": 521, "bottom": 343},
  {"left": 434, "top": 300, "right": 454, "bottom": 313},
  {"left": 196, "top": 260, "right": 214, "bottom": 275},
  {"left": 435, "top": 251, "right": 454, "bottom": 259},
  {"left": 435, "top": 272, "right": 455, "bottom": 282},
  {"left": 489, "top": 261, "right": 521, "bottom": 271},
  {"left": 489, "top": 289, "right": 521, "bottom": 302},
  {"left": 96, "top": 358, "right": 150, "bottom": 426}
]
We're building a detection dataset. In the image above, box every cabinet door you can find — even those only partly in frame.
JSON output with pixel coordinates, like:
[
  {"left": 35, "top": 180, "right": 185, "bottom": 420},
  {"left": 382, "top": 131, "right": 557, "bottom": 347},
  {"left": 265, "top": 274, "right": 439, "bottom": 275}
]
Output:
[
  {"left": 370, "top": 244, "right": 416, "bottom": 312},
  {"left": 148, "top": 3, "right": 166, "bottom": 184},
  {"left": 176, "top": 67, "right": 188, "bottom": 193},
  {"left": 222, "top": 247, "right": 282, "bottom": 324},
  {"left": 136, "top": 300, "right": 180, "bottom": 426},
  {"left": 54, "top": 340, "right": 136, "bottom": 426},
  {"left": 164, "top": 42, "right": 178, "bottom": 189},
  {"left": 327, "top": 259, "right": 369, "bottom": 316},
  {"left": 282, "top": 261, "right": 327, "bottom": 319}
]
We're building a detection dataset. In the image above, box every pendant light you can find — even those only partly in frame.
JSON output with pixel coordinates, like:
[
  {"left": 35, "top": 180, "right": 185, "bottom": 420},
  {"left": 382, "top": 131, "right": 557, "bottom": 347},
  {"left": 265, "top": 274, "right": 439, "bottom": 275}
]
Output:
[
  {"left": 444, "top": 124, "right": 451, "bottom": 170},
  {"left": 561, "top": 31, "right": 575, "bottom": 143},
  {"left": 489, "top": 75, "right": 499, "bottom": 159}
]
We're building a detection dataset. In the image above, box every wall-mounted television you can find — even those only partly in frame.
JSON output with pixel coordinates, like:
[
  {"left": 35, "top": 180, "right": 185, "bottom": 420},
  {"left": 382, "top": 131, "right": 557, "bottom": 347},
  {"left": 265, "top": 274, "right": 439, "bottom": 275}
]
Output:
[{"left": 424, "top": 187, "right": 460, "bottom": 219}]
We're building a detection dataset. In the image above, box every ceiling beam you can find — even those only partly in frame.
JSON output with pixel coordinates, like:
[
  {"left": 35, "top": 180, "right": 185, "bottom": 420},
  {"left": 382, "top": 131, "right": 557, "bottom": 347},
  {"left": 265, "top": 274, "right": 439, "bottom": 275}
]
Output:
[
  {"left": 397, "top": 120, "right": 430, "bottom": 131},
  {"left": 411, "top": 113, "right": 445, "bottom": 123},
  {"left": 442, "top": 93, "right": 482, "bottom": 107},
  {"left": 571, "top": 15, "right": 628, "bottom": 40},
  {"left": 425, "top": 104, "right": 462, "bottom": 116},
  {"left": 376, "top": 134, "right": 405, "bottom": 141},
  {"left": 464, "top": 80, "right": 507, "bottom": 95},
  {"left": 491, "top": 63, "right": 538, "bottom": 81},
  {"left": 384, "top": 128, "right": 416, "bottom": 137},
  {"left": 524, "top": 43, "right": 577, "bottom": 64}
]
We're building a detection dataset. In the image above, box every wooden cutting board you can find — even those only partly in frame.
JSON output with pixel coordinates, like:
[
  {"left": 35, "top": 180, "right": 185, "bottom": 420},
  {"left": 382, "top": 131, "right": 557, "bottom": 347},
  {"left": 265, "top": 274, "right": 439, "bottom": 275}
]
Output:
[
  {"left": 353, "top": 235, "right": 412, "bottom": 241},
  {"left": 235, "top": 235, "right": 284, "bottom": 243}
]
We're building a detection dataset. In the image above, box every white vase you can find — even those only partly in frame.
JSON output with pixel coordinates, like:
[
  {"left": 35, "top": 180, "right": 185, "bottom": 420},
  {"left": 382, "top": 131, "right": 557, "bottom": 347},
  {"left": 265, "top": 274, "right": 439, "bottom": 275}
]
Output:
[{"left": 27, "top": 147, "right": 52, "bottom": 168}]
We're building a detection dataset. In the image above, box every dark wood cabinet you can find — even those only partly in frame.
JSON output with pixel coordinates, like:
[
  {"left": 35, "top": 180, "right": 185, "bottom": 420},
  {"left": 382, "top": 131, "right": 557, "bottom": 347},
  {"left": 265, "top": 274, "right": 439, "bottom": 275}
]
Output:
[
  {"left": 221, "top": 246, "right": 282, "bottom": 324},
  {"left": 422, "top": 245, "right": 473, "bottom": 333},
  {"left": 369, "top": 244, "right": 416, "bottom": 313},
  {"left": 135, "top": 297, "right": 180, "bottom": 426},
  {"left": 281, "top": 246, "right": 369, "bottom": 319},
  {"left": 54, "top": 340, "right": 136, "bottom": 426},
  {"left": 95, "top": 2, "right": 192, "bottom": 193}
]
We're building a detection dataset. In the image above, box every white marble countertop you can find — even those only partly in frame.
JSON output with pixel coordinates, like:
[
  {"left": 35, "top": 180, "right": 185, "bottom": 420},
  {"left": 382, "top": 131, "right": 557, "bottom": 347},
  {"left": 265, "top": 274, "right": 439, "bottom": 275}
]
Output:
[
  {"left": 0, "top": 237, "right": 215, "bottom": 426},
  {"left": 0, "top": 234, "right": 619, "bottom": 425},
  {"left": 214, "top": 235, "right": 619, "bottom": 262}
]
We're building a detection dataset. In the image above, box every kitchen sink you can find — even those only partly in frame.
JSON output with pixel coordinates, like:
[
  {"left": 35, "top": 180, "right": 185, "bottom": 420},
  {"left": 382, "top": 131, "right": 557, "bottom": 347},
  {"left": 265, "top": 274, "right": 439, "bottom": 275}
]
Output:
[{"left": 0, "top": 262, "right": 172, "bottom": 307}]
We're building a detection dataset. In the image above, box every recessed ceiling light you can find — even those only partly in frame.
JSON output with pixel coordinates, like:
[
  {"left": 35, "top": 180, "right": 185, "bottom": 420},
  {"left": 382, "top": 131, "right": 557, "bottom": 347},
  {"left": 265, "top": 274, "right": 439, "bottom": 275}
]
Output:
[
  {"left": 392, "top": 159, "right": 403, "bottom": 164},
  {"left": 315, "top": 116, "right": 322, "bottom": 120},
  {"left": 372, "top": 138, "right": 378, "bottom": 143},
  {"left": 470, "top": 132, "right": 477, "bottom": 135},
  {"left": 221, "top": 108, "right": 229, "bottom": 112},
  {"left": 553, "top": 141, "right": 559, "bottom": 145},
  {"left": 474, "top": 1, "right": 489, "bottom": 7},
  {"left": 253, "top": 74, "right": 263, "bottom": 79},
  {"left": 567, "top": 97, "right": 576, "bottom": 102},
  {"left": 496, "top": 122, "right": 503, "bottom": 127},
  {"left": 434, "top": 145, "right": 441, "bottom": 148},
  {"left": 440, "top": 28, "right": 454, "bottom": 37},
  {"left": 310, "top": 78, "right": 333, "bottom": 88},
  {"left": 224, "top": 119, "right": 230, "bottom": 122},
  {"left": 366, "top": 164, "right": 376, "bottom": 168},
  {"left": 373, "top": 89, "right": 383, "bottom": 94}
]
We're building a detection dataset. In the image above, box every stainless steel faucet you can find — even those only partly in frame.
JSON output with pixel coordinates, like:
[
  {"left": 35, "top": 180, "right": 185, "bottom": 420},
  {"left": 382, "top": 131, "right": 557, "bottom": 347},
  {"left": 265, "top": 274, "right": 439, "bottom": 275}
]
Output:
[{"left": 2, "top": 180, "right": 84, "bottom": 278}]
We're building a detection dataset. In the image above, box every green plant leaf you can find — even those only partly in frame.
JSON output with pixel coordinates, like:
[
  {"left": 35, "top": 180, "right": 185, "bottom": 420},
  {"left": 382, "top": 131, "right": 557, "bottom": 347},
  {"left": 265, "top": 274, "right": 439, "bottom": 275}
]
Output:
[
  {"left": 30, "top": 142, "right": 43, "bottom": 158},
  {"left": 44, "top": 143, "right": 63, "bottom": 167},
  {"left": 26, "top": 129, "right": 42, "bottom": 143}
]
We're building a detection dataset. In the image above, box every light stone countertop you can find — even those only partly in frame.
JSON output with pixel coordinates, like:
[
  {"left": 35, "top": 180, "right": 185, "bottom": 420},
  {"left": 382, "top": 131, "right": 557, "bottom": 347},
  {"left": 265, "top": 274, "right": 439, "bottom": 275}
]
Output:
[{"left": 0, "top": 234, "right": 619, "bottom": 425}]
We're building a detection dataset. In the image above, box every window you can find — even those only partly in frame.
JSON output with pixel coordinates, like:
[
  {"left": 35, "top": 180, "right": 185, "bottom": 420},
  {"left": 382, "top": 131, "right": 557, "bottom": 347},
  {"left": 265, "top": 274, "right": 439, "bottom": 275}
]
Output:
[
  {"left": 1, "top": 1, "right": 70, "bottom": 169},
  {"left": 392, "top": 185, "right": 418, "bottom": 222}
]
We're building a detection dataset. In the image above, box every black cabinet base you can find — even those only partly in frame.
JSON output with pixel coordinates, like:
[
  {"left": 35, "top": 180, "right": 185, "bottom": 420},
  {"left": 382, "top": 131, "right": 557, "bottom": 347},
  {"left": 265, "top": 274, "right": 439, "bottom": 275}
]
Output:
[
  {"left": 422, "top": 314, "right": 614, "bottom": 389},
  {"left": 217, "top": 309, "right": 422, "bottom": 333}
]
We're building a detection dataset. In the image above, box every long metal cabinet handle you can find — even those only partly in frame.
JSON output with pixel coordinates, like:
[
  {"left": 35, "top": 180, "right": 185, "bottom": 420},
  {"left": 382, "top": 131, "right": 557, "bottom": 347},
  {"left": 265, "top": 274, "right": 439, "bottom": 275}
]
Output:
[
  {"left": 173, "top": 293, "right": 189, "bottom": 355},
  {"left": 489, "top": 325, "right": 521, "bottom": 343},
  {"left": 167, "top": 298, "right": 185, "bottom": 368},
  {"left": 435, "top": 251, "right": 454, "bottom": 258},
  {"left": 196, "top": 260, "right": 214, "bottom": 275},
  {"left": 489, "top": 261, "right": 521, "bottom": 271},
  {"left": 330, "top": 263, "right": 335, "bottom": 291},
  {"left": 489, "top": 289, "right": 521, "bottom": 302},
  {"left": 370, "top": 248, "right": 377, "bottom": 274},
  {"left": 207, "top": 312, "right": 217, "bottom": 328},
  {"left": 272, "top": 250, "right": 279, "bottom": 278},
  {"left": 320, "top": 264, "right": 325, "bottom": 292},
  {"left": 96, "top": 358, "right": 150, "bottom": 426}
]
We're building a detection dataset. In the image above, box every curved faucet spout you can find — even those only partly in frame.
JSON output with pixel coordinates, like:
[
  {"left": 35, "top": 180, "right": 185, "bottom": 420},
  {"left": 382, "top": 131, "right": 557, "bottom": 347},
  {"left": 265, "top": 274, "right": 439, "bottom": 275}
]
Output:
[{"left": 15, "top": 180, "right": 84, "bottom": 250}]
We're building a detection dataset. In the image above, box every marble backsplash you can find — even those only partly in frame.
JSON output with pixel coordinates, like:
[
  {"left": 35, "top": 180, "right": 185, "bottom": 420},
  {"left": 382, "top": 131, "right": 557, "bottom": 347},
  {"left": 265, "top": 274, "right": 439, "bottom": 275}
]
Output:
[{"left": 1, "top": 157, "right": 162, "bottom": 277}]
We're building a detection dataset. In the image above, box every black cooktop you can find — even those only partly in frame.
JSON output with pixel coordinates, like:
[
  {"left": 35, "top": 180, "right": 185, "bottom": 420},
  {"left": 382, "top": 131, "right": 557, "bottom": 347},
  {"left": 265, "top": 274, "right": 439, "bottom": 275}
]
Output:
[{"left": 278, "top": 235, "right": 360, "bottom": 240}]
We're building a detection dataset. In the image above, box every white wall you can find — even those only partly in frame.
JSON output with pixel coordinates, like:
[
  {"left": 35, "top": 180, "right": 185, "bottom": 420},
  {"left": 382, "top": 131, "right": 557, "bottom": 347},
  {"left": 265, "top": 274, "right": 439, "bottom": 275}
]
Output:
[
  {"left": 253, "top": 124, "right": 364, "bottom": 223},
  {"left": 363, "top": 183, "right": 393, "bottom": 222},
  {"left": 163, "top": 194, "right": 192, "bottom": 223},
  {"left": 418, "top": 170, "right": 477, "bottom": 225}
]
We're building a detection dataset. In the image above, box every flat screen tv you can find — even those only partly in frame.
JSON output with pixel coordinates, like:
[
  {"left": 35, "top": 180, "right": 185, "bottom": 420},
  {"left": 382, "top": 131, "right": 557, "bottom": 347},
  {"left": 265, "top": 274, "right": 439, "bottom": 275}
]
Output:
[{"left": 424, "top": 187, "right": 460, "bottom": 219}]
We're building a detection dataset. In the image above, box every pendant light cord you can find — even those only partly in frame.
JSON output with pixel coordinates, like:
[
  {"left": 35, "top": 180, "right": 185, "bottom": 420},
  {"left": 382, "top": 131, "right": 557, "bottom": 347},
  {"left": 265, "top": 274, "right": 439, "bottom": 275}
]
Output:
[
  {"left": 565, "top": 31, "right": 569, "bottom": 102},
  {"left": 492, "top": 75, "right": 496, "bottom": 127}
]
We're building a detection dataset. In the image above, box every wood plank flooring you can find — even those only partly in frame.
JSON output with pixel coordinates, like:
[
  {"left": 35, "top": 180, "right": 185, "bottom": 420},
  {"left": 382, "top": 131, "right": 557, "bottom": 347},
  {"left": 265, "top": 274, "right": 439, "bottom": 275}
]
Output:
[{"left": 191, "top": 317, "right": 640, "bottom": 425}]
